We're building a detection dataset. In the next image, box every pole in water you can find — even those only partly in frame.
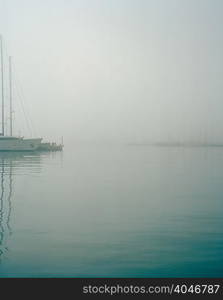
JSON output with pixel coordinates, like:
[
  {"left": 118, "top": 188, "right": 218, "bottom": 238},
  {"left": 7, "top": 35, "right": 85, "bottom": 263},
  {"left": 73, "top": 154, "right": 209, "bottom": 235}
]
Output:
[{"left": 0, "top": 35, "right": 4, "bottom": 136}]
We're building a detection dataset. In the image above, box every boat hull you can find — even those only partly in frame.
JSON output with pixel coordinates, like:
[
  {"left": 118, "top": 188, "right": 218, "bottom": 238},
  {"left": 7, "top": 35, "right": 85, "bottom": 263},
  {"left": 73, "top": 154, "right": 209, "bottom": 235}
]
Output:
[{"left": 0, "top": 137, "right": 42, "bottom": 151}]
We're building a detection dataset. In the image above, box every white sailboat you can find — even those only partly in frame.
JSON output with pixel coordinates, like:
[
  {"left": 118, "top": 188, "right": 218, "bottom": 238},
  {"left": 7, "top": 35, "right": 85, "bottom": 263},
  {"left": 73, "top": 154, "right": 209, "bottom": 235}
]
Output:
[{"left": 0, "top": 36, "right": 42, "bottom": 151}]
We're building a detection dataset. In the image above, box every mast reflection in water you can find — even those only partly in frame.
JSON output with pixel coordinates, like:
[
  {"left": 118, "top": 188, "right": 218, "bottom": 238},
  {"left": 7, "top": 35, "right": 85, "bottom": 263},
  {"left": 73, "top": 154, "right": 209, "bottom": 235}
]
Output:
[{"left": 0, "top": 152, "right": 42, "bottom": 261}]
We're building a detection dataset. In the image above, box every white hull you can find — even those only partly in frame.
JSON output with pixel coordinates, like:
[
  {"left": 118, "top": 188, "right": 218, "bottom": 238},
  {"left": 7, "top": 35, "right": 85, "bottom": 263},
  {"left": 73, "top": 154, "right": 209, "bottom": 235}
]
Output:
[{"left": 0, "top": 136, "right": 42, "bottom": 151}]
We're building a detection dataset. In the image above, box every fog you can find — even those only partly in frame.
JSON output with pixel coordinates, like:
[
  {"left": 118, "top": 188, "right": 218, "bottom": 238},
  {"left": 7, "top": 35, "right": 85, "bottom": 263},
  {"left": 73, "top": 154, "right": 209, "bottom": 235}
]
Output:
[{"left": 1, "top": 0, "right": 223, "bottom": 145}]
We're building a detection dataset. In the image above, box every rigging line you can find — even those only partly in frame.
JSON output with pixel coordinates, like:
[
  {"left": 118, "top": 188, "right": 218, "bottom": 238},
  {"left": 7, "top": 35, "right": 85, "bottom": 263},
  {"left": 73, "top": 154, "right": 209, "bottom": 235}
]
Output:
[
  {"left": 1, "top": 42, "right": 10, "bottom": 135},
  {"left": 9, "top": 86, "right": 24, "bottom": 137},
  {"left": 9, "top": 63, "right": 33, "bottom": 136},
  {"left": 14, "top": 75, "right": 35, "bottom": 137},
  {"left": 2, "top": 43, "right": 36, "bottom": 137},
  {"left": 9, "top": 75, "right": 29, "bottom": 137},
  {"left": 12, "top": 71, "right": 35, "bottom": 135},
  {"left": 13, "top": 84, "right": 31, "bottom": 136},
  {"left": 0, "top": 43, "right": 31, "bottom": 137},
  {"left": 10, "top": 62, "right": 37, "bottom": 137},
  {"left": 13, "top": 76, "right": 33, "bottom": 137},
  {"left": 0, "top": 35, "right": 5, "bottom": 135}
]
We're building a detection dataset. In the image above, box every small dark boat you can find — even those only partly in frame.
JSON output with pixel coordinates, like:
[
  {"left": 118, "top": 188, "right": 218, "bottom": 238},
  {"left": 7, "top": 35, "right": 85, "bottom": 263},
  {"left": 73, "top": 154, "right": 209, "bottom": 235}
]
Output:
[{"left": 37, "top": 142, "right": 63, "bottom": 151}]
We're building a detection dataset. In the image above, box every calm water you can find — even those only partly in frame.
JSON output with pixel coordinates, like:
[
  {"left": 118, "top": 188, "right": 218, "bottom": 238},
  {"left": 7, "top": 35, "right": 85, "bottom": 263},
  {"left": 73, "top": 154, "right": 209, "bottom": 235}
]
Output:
[{"left": 0, "top": 145, "right": 223, "bottom": 277}]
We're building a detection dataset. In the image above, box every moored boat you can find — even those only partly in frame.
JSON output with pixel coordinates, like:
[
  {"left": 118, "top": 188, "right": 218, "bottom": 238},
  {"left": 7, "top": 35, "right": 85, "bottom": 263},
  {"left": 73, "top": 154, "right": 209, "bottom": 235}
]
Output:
[
  {"left": 0, "top": 35, "right": 62, "bottom": 152},
  {"left": 0, "top": 136, "right": 42, "bottom": 151},
  {"left": 37, "top": 142, "right": 63, "bottom": 151}
]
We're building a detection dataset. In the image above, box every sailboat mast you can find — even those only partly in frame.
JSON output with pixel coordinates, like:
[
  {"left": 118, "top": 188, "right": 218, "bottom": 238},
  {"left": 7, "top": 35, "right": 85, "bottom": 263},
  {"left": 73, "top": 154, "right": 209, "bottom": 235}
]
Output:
[
  {"left": 9, "top": 56, "right": 12, "bottom": 136},
  {"left": 0, "top": 35, "right": 4, "bottom": 136}
]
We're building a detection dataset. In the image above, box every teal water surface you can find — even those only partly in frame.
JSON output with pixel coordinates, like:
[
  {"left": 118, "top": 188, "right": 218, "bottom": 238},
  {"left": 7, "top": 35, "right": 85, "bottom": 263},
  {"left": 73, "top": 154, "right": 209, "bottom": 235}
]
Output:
[{"left": 0, "top": 145, "right": 223, "bottom": 277}]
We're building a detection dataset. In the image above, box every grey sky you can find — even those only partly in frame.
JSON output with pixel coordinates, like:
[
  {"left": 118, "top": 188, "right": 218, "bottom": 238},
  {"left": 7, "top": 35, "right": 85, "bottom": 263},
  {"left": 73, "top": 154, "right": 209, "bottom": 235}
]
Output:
[{"left": 1, "top": 0, "right": 223, "bottom": 144}]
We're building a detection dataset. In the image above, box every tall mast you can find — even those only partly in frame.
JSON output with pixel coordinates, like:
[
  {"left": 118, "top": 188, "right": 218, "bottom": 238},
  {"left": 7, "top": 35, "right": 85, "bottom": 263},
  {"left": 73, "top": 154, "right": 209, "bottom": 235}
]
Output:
[
  {"left": 9, "top": 56, "right": 12, "bottom": 136},
  {"left": 0, "top": 35, "right": 4, "bottom": 136}
]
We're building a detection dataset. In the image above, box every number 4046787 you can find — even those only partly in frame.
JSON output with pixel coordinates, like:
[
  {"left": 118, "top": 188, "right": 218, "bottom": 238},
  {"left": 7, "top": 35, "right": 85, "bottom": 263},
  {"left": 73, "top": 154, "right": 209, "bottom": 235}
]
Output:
[{"left": 173, "top": 284, "right": 220, "bottom": 294}]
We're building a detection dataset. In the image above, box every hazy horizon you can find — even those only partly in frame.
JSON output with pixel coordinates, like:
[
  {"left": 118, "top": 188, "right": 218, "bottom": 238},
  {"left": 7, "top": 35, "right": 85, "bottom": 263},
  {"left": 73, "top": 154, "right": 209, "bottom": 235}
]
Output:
[{"left": 1, "top": 0, "right": 223, "bottom": 145}]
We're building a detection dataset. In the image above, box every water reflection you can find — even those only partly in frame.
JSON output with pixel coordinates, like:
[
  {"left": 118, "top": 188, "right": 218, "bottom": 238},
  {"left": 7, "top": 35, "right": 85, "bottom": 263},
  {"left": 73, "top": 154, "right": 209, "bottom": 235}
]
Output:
[
  {"left": 0, "top": 146, "right": 222, "bottom": 277},
  {"left": 0, "top": 152, "right": 43, "bottom": 261}
]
